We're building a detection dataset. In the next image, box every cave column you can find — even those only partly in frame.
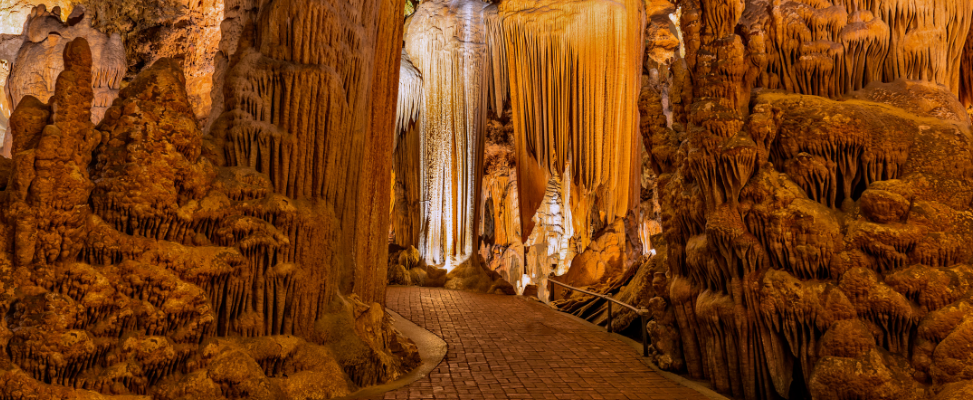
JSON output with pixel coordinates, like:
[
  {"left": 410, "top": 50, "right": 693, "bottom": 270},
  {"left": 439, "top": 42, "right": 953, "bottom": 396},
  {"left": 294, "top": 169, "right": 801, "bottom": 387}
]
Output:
[{"left": 405, "top": 0, "right": 497, "bottom": 268}]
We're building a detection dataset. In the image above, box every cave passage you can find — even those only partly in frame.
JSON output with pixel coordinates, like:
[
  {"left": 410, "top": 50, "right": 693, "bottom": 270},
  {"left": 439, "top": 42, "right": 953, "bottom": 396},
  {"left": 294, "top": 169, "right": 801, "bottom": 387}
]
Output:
[{"left": 1, "top": 0, "right": 973, "bottom": 400}]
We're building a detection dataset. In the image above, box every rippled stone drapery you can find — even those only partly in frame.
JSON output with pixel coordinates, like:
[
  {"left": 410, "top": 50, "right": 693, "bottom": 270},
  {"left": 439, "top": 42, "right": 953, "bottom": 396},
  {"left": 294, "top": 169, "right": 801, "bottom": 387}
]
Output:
[
  {"left": 499, "top": 0, "right": 645, "bottom": 255},
  {"left": 404, "top": 0, "right": 498, "bottom": 267}
]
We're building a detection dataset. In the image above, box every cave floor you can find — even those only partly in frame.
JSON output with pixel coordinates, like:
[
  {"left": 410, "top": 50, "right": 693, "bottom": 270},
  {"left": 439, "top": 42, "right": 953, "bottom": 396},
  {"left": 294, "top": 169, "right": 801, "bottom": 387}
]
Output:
[{"left": 366, "top": 286, "right": 710, "bottom": 400}]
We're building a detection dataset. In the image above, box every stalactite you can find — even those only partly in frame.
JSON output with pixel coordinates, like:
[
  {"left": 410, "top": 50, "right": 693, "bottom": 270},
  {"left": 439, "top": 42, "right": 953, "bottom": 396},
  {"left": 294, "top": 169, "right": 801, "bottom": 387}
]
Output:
[
  {"left": 395, "top": 50, "right": 422, "bottom": 141},
  {"left": 404, "top": 0, "right": 495, "bottom": 267},
  {"left": 500, "top": 0, "right": 644, "bottom": 245}
]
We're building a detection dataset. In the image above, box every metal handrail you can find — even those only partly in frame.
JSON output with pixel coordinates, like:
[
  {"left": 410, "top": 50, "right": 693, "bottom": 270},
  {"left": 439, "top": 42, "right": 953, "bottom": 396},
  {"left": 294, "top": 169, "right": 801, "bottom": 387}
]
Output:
[{"left": 549, "top": 279, "right": 652, "bottom": 357}]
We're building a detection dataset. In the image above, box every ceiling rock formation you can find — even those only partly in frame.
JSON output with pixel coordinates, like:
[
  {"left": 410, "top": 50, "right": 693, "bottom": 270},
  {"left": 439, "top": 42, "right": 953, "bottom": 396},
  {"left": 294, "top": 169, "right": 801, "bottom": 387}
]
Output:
[
  {"left": 498, "top": 0, "right": 645, "bottom": 295},
  {"left": 640, "top": 0, "right": 973, "bottom": 399},
  {"left": 0, "top": 0, "right": 418, "bottom": 397},
  {"left": 403, "top": 0, "right": 499, "bottom": 267}
]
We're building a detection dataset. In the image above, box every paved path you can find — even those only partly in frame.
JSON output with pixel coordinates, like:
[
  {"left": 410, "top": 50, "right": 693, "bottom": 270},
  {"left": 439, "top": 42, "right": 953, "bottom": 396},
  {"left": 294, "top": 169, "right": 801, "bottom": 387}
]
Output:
[{"left": 372, "top": 287, "right": 711, "bottom": 400}]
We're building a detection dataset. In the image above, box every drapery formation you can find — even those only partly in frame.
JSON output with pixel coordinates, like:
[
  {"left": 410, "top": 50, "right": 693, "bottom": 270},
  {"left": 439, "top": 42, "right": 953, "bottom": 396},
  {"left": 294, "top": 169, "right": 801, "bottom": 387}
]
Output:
[
  {"left": 404, "top": 0, "right": 499, "bottom": 267},
  {"left": 499, "top": 0, "right": 645, "bottom": 253}
]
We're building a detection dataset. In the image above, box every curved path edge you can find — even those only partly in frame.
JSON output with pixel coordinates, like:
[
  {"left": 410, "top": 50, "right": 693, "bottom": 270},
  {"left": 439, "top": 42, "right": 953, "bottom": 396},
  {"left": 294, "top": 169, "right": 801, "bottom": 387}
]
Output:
[
  {"left": 338, "top": 309, "right": 448, "bottom": 400},
  {"left": 549, "top": 305, "right": 730, "bottom": 400}
]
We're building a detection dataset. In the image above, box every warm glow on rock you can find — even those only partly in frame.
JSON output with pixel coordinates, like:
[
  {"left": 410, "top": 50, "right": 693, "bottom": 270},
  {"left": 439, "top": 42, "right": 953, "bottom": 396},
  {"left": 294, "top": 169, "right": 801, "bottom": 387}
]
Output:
[{"left": 404, "top": 0, "right": 499, "bottom": 267}]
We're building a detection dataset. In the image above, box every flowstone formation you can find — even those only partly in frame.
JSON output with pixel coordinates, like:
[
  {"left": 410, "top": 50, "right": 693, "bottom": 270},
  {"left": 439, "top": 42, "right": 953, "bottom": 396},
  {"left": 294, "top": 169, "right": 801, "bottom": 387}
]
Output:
[
  {"left": 404, "top": 0, "right": 501, "bottom": 268},
  {"left": 498, "top": 0, "right": 645, "bottom": 296},
  {"left": 640, "top": 0, "right": 973, "bottom": 398},
  {"left": 479, "top": 108, "right": 524, "bottom": 291},
  {"left": 2, "top": 5, "right": 125, "bottom": 153},
  {"left": 0, "top": 0, "right": 419, "bottom": 395}
]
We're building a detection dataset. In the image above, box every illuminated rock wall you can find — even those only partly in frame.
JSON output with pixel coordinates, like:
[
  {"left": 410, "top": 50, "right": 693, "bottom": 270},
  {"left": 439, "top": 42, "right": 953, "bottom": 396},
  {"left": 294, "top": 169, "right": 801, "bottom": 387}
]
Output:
[
  {"left": 0, "top": 0, "right": 419, "bottom": 396},
  {"left": 404, "top": 0, "right": 499, "bottom": 267},
  {"left": 78, "top": 0, "right": 223, "bottom": 122},
  {"left": 641, "top": 0, "right": 973, "bottom": 398},
  {"left": 498, "top": 0, "right": 645, "bottom": 259}
]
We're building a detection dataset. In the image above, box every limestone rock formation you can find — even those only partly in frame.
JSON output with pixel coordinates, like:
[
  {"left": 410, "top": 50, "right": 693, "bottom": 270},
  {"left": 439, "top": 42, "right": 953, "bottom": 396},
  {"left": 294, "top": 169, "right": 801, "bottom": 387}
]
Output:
[
  {"left": 496, "top": 0, "right": 646, "bottom": 300},
  {"left": 3, "top": 5, "right": 125, "bottom": 150},
  {"left": 0, "top": 0, "right": 419, "bottom": 394},
  {"left": 391, "top": 51, "right": 422, "bottom": 249},
  {"left": 404, "top": 0, "right": 499, "bottom": 268},
  {"left": 639, "top": 0, "right": 973, "bottom": 399},
  {"left": 76, "top": 0, "right": 223, "bottom": 121},
  {"left": 479, "top": 107, "right": 524, "bottom": 291}
]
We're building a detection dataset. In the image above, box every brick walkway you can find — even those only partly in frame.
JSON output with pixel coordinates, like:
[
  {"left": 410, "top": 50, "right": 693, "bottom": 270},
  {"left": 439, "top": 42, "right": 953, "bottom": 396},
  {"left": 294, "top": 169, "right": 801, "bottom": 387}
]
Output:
[{"left": 372, "top": 287, "right": 710, "bottom": 400}]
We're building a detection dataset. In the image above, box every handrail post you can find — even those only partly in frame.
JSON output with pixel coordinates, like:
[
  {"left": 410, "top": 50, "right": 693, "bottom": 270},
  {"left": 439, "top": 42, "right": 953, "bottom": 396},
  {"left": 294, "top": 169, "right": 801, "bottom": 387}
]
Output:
[
  {"left": 640, "top": 313, "right": 648, "bottom": 357},
  {"left": 606, "top": 301, "right": 613, "bottom": 333}
]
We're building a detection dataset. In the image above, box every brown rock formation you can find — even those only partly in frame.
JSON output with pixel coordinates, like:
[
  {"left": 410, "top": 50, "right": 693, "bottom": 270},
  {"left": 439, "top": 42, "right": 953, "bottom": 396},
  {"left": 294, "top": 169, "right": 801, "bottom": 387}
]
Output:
[
  {"left": 391, "top": 51, "right": 422, "bottom": 249},
  {"left": 496, "top": 0, "right": 645, "bottom": 301},
  {"left": 0, "top": 0, "right": 418, "bottom": 394},
  {"left": 6, "top": 5, "right": 125, "bottom": 126},
  {"left": 77, "top": 0, "right": 223, "bottom": 121},
  {"left": 499, "top": 0, "right": 644, "bottom": 248},
  {"left": 639, "top": 0, "right": 973, "bottom": 399}
]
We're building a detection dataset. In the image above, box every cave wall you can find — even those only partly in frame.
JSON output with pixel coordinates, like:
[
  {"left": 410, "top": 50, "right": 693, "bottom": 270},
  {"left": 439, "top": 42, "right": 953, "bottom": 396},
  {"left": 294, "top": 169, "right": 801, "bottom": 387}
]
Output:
[
  {"left": 77, "top": 0, "right": 223, "bottom": 121},
  {"left": 6, "top": 6, "right": 125, "bottom": 124},
  {"left": 0, "top": 0, "right": 417, "bottom": 397},
  {"left": 391, "top": 50, "right": 422, "bottom": 250},
  {"left": 642, "top": 0, "right": 973, "bottom": 399}
]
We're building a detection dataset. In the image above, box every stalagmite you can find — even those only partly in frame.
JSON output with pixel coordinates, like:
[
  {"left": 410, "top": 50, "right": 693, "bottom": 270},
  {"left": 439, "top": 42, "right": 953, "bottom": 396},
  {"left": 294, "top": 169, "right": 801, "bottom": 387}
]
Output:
[
  {"left": 636, "top": 0, "right": 973, "bottom": 399},
  {"left": 0, "top": 0, "right": 421, "bottom": 397},
  {"left": 404, "top": 0, "right": 497, "bottom": 267},
  {"left": 6, "top": 6, "right": 125, "bottom": 124}
]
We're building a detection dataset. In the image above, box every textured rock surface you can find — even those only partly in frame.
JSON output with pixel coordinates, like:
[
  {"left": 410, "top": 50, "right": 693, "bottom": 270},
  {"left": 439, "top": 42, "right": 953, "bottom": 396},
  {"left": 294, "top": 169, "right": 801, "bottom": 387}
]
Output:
[
  {"left": 403, "top": 0, "right": 498, "bottom": 268},
  {"left": 391, "top": 51, "right": 422, "bottom": 249},
  {"left": 638, "top": 0, "right": 973, "bottom": 399},
  {"left": 3, "top": 5, "right": 125, "bottom": 153},
  {"left": 77, "top": 0, "right": 222, "bottom": 121},
  {"left": 495, "top": 0, "right": 646, "bottom": 302},
  {"left": 499, "top": 0, "right": 644, "bottom": 248},
  {"left": 0, "top": 0, "right": 419, "bottom": 395}
]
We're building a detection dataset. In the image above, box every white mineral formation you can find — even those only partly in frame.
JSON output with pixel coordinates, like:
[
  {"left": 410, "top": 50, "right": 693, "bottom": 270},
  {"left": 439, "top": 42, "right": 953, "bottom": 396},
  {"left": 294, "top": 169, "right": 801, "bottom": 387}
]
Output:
[
  {"left": 524, "top": 171, "right": 577, "bottom": 302},
  {"left": 405, "top": 0, "right": 500, "bottom": 267},
  {"left": 395, "top": 49, "right": 422, "bottom": 145}
]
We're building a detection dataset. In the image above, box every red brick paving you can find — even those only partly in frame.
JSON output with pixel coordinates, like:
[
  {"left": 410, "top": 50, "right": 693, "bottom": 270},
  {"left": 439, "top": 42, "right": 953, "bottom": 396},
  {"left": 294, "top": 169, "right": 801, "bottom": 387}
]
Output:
[{"left": 372, "top": 287, "right": 710, "bottom": 400}]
